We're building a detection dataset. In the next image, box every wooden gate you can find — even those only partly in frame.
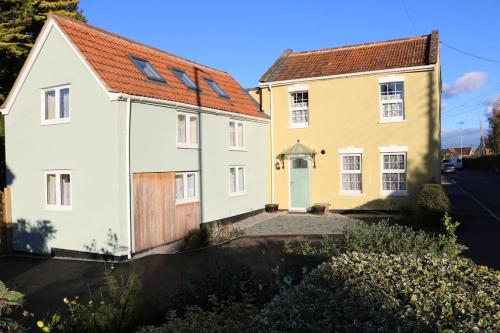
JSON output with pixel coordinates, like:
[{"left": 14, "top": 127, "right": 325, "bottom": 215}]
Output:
[{"left": 133, "top": 172, "right": 199, "bottom": 252}]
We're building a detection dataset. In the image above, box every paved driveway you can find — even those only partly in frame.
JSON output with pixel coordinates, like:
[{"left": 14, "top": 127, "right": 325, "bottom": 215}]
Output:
[{"left": 442, "top": 169, "right": 500, "bottom": 269}]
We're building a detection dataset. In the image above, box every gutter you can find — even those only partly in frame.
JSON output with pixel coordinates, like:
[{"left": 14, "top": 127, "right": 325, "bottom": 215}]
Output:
[
  {"left": 125, "top": 97, "right": 132, "bottom": 259},
  {"left": 111, "top": 93, "right": 270, "bottom": 123}
]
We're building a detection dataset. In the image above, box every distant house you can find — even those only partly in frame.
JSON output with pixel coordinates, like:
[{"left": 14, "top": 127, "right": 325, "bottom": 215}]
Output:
[
  {"left": 444, "top": 147, "right": 475, "bottom": 158},
  {"left": 0, "top": 14, "right": 269, "bottom": 256},
  {"left": 249, "top": 31, "right": 442, "bottom": 211}
]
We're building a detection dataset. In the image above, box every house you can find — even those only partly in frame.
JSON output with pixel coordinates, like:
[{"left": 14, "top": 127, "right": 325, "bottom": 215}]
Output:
[
  {"left": 249, "top": 32, "right": 441, "bottom": 211},
  {"left": 444, "top": 147, "right": 475, "bottom": 158},
  {"left": 0, "top": 14, "right": 269, "bottom": 256}
]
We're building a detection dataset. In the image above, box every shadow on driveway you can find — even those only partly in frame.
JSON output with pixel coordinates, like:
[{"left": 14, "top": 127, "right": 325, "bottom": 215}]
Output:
[{"left": 443, "top": 170, "right": 500, "bottom": 269}]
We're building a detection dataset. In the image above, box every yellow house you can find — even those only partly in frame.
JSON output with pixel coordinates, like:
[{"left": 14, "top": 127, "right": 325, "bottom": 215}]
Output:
[{"left": 250, "top": 31, "right": 441, "bottom": 211}]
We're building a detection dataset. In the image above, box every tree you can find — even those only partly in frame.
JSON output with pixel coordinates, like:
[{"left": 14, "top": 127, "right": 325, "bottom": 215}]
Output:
[
  {"left": 485, "top": 98, "right": 500, "bottom": 153},
  {"left": 0, "top": 0, "right": 86, "bottom": 104},
  {"left": 0, "top": 0, "right": 85, "bottom": 186}
]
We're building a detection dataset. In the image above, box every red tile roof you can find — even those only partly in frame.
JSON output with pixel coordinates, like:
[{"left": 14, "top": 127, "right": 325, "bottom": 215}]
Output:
[
  {"left": 260, "top": 31, "right": 439, "bottom": 83},
  {"left": 446, "top": 147, "right": 474, "bottom": 156},
  {"left": 51, "top": 14, "right": 266, "bottom": 119}
]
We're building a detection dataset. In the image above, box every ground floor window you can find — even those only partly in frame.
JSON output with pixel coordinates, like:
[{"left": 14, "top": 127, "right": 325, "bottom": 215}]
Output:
[
  {"left": 44, "top": 170, "right": 71, "bottom": 210},
  {"left": 229, "top": 166, "right": 246, "bottom": 196},
  {"left": 341, "top": 154, "right": 362, "bottom": 193},
  {"left": 175, "top": 172, "right": 198, "bottom": 204},
  {"left": 381, "top": 153, "right": 407, "bottom": 194}
]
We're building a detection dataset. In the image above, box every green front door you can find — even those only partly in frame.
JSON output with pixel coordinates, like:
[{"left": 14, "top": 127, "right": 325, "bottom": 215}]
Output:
[{"left": 290, "top": 157, "right": 310, "bottom": 209}]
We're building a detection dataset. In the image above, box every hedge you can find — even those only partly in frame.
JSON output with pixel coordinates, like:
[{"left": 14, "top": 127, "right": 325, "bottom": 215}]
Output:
[
  {"left": 252, "top": 252, "right": 500, "bottom": 332},
  {"left": 463, "top": 155, "right": 500, "bottom": 172},
  {"left": 417, "top": 184, "right": 451, "bottom": 226}
]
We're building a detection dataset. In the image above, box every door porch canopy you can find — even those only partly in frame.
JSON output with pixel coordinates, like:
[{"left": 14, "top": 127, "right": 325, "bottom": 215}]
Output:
[{"left": 277, "top": 140, "right": 316, "bottom": 169}]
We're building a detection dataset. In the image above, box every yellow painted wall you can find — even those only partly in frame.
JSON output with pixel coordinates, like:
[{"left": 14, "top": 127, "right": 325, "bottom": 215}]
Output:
[{"left": 258, "top": 66, "right": 441, "bottom": 210}]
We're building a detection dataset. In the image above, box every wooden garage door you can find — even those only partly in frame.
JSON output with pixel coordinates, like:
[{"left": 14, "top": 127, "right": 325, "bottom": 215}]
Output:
[{"left": 133, "top": 172, "right": 199, "bottom": 252}]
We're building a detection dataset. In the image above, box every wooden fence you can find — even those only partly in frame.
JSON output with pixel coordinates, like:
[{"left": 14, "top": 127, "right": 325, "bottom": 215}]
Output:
[{"left": 0, "top": 188, "right": 12, "bottom": 253}]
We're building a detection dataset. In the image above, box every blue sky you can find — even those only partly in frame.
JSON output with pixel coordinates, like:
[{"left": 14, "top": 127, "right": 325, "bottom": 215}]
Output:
[{"left": 80, "top": 0, "right": 500, "bottom": 149}]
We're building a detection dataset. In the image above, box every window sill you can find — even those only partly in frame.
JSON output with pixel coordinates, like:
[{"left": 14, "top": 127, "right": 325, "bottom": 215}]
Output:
[
  {"left": 228, "top": 147, "right": 247, "bottom": 152},
  {"left": 41, "top": 118, "right": 70, "bottom": 126},
  {"left": 288, "top": 124, "right": 310, "bottom": 129},
  {"left": 338, "top": 192, "right": 364, "bottom": 196},
  {"left": 176, "top": 198, "right": 199, "bottom": 205},
  {"left": 176, "top": 144, "right": 200, "bottom": 149},
  {"left": 379, "top": 191, "right": 409, "bottom": 197},
  {"left": 379, "top": 118, "right": 404, "bottom": 124},
  {"left": 44, "top": 205, "right": 72, "bottom": 211},
  {"left": 229, "top": 192, "right": 247, "bottom": 197}
]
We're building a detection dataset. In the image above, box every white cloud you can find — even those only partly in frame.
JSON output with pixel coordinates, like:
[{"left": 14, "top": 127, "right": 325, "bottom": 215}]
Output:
[
  {"left": 484, "top": 95, "right": 499, "bottom": 114},
  {"left": 443, "top": 71, "right": 487, "bottom": 97},
  {"left": 441, "top": 127, "right": 481, "bottom": 148}
]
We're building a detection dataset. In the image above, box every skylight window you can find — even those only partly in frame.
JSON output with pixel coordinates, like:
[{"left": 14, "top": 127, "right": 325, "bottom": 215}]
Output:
[
  {"left": 130, "top": 57, "right": 165, "bottom": 82},
  {"left": 172, "top": 69, "right": 199, "bottom": 90},
  {"left": 205, "top": 79, "right": 228, "bottom": 98}
]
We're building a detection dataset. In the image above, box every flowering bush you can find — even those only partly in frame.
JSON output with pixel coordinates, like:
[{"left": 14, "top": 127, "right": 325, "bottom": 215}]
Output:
[
  {"left": 252, "top": 252, "right": 500, "bottom": 332},
  {"left": 38, "top": 272, "right": 142, "bottom": 333}
]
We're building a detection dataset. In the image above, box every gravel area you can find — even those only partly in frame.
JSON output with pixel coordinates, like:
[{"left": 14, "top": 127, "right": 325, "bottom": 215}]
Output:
[{"left": 244, "top": 214, "right": 360, "bottom": 236}]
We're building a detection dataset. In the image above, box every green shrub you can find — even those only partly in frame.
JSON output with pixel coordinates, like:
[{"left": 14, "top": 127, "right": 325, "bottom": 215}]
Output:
[
  {"left": 252, "top": 252, "right": 500, "bottom": 332},
  {"left": 285, "top": 218, "right": 466, "bottom": 259},
  {"left": 41, "top": 272, "right": 143, "bottom": 333},
  {"left": 417, "top": 183, "right": 451, "bottom": 226},
  {"left": 137, "top": 296, "right": 257, "bottom": 333},
  {"left": 184, "top": 228, "right": 209, "bottom": 249},
  {"left": 184, "top": 224, "right": 245, "bottom": 250},
  {"left": 0, "top": 281, "right": 26, "bottom": 332}
]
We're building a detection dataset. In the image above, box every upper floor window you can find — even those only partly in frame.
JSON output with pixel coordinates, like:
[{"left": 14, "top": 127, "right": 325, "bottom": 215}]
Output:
[
  {"left": 44, "top": 170, "right": 71, "bottom": 210},
  {"left": 341, "top": 154, "right": 362, "bottom": 194},
  {"left": 130, "top": 57, "right": 166, "bottom": 82},
  {"left": 380, "top": 82, "right": 404, "bottom": 121},
  {"left": 177, "top": 112, "right": 199, "bottom": 148},
  {"left": 42, "top": 86, "right": 70, "bottom": 125},
  {"left": 172, "top": 69, "right": 199, "bottom": 90},
  {"left": 204, "top": 79, "right": 228, "bottom": 98},
  {"left": 381, "top": 152, "right": 407, "bottom": 194},
  {"left": 229, "top": 120, "right": 245, "bottom": 150},
  {"left": 175, "top": 172, "right": 198, "bottom": 204},
  {"left": 290, "top": 91, "right": 309, "bottom": 127}
]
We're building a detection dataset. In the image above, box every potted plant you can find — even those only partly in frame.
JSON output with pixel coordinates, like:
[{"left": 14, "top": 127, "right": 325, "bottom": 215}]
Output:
[
  {"left": 265, "top": 203, "right": 279, "bottom": 213},
  {"left": 311, "top": 203, "right": 327, "bottom": 215}
]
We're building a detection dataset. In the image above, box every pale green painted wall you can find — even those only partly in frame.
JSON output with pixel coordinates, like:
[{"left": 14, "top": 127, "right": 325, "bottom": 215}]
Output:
[
  {"left": 200, "top": 113, "right": 267, "bottom": 222},
  {"left": 129, "top": 102, "right": 268, "bottom": 223},
  {"left": 130, "top": 103, "right": 198, "bottom": 173},
  {"left": 5, "top": 26, "right": 128, "bottom": 255}
]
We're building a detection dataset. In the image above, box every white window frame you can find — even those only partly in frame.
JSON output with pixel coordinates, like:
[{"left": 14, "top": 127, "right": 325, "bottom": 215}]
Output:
[
  {"left": 40, "top": 85, "right": 71, "bottom": 125},
  {"left": 228, "top": 120, "right": 246, "bottom": 150},
  {"left": 176, "top": 112, "right": 199, "bottom": 149},
  {"left": 340, "top": 153, "right": 363, "bottom": 195},
  {"left": 289, "top": 90, "right": 309, "bottom": 128},
  {"left": 380, "top": 151, "right": 408, "bottom": 196},
  {"left": 378, "top": 79, "right": 404, "bottom": 123},
  {"left": 43, "top": 170, "right": 72, "bottom": 211},
  {"left": 175, "top": 171, "right": 199, "bottom": 204},
  {"left": 229, "top": 166, "right": 246, "bottom": 197}
]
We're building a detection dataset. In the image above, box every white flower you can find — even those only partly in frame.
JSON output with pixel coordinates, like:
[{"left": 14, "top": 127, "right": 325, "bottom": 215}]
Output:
[
  {"left": 271, "top": 265, "right": 280, "bottom": 275},
  {"left": 283, "top": 275, "right": 293, "bottom": 286}
]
